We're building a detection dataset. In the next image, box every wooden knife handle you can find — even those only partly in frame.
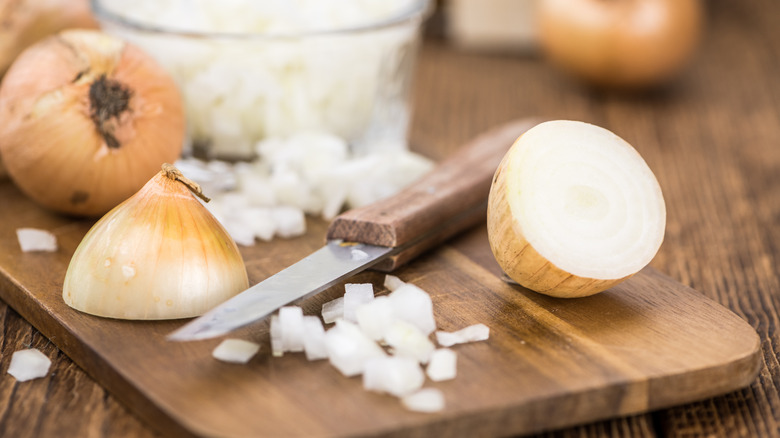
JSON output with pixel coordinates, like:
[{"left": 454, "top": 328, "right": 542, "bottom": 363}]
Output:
[{"left": 326, "top": 118, "right": 540, "bottom": 271}]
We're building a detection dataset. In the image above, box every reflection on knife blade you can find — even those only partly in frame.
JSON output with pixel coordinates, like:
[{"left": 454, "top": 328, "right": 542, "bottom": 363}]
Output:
[{"left": 167, "top": 241, "right": 394, "bottom": 341}]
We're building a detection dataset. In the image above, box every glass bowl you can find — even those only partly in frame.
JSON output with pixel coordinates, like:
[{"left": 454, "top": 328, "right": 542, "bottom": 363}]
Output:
[{"left": 91, "top": 0, "right": 432, "bottom": 161}]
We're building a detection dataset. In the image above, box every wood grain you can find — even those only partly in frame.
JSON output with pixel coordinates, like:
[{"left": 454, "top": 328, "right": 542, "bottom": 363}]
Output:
[{"left": 0, "top": 0, "right": 778, "bottom": 436}]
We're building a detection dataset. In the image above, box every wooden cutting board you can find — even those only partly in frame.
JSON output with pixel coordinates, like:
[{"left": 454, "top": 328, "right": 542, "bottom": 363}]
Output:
[{"left": 0, "top": 178, "right": 760, "bottom": 437}]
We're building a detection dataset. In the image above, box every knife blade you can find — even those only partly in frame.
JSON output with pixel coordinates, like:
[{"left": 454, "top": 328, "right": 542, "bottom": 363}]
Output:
[{"left": 168, "top": 119, "right": 539, "bottom": 341}]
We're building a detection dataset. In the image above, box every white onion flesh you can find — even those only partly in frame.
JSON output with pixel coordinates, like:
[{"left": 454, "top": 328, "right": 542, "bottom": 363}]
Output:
[
  {"left": 343, "top": 283, "right": 375, "bottom": 322},
  {"left": 387, "top": 284, "right": 437, "bottom": 335},
  {"left": 355, "top": 296, "right": 395, "bottom": 341},
  {"left": 426, "top": 349, "right": 457, "bottom": 382},
  {"left": 488, "top": 120, "right": 666, "bottom": 297},
  {"left": 230, "top": 275, "right": 488, "bottom": 413},
  {"left": 435, "top": 324, "right": 490, "bottom": 348},
  {"left": 279, "top": 306, "right": 305, "bottom": 353},
  {"left": 212, "top": 339, "right": 260, "bottom": 364},
  {"left": 174, "top": 133, "right": 433, "bottom": 245},
  {"left": 363, "top": 356, "right": 425, "bottom": 397},
  {"left": 401, "top": 388, "right": 445, "bottom": 413},
  {"left": 7, "top": 349, "right": 51, "bottom": 382},
  {"left": 383, "top": 274, "right": 406, "bottom": 291},
  {"left": 97, "top": 0, "right": 422, "bottom": 159},
  {"left": 324, "top": 319, "right": 386, "bottom": 377},
  {"left": 385, "top": 320, "right": 435, "bottom": 364},
  {"left": 321, "top": 297, "right": 345, "bottom": 324},
  {"left": 302, "top": 316, "right": 328, "bottom": 361},
  {"left": 270, "top": 315, "right": 284, "bottom": 357},
  {"left": 16, "top": 228, "right": 57, "bottom": 252}
]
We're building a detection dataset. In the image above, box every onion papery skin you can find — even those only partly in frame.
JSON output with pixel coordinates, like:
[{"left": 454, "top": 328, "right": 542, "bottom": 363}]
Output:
[
  {"left": 63, "top": 170, "right": 249, "bottom": 320},
  {"left": 0, "top": 0, "right": 98, "bottom": 75},
  {"left": 487, "top": 120, "right": 666, "bottom": 298},
  {"left": 538, "top": 0, "right": 703, "bottom": 89},
  {"left": 0, "top": 29, "right": 184, "bottom": 217}
]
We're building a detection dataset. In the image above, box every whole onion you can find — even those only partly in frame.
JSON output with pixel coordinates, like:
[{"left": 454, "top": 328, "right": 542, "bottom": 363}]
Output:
[
  {"left": 538, "top": 0, "right": 704, "bottom": 89},
  {"left": 0, "top": 30, "right": 185, "bottom": 216}
]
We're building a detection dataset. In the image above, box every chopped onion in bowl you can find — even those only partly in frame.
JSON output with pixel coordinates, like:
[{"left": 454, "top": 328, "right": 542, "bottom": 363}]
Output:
[
  {"left": 16, "top": 228, "right": 57, "bottom": 252},
  {"left": 212, "top": 339, "right": 260, "bottom": 364},
  {"left": 7, "top": 348, "right": 51, "bottom": 382},
  {"left": 435, "top": 324, "right": 490, "bottom": 347}
]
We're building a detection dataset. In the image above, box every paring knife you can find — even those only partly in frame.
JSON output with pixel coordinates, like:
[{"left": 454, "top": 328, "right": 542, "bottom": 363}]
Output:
[{"left": 168, "top": 119, "right": 538, "bottom": 341}]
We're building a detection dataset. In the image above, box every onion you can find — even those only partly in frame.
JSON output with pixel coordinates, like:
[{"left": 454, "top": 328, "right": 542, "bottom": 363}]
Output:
[
  {"left": 321, "top": 297, "right": 345, "bottom": 324},
  {"left": 16, "top": 228, "right": 57, "bottom": 252},
  {"left": 212, "top": 339, "right": 260, "bottom": 364},
  {"left": 435, "top": 324, "right": 490, "bottom": 348},
  {"left": 401, "top": 388, "right": 445, "bottom": 413},
  {"left": 487, "top": 120, "right": 666, "bottom": 297},
  {"left": 0, "top": 30, "right": 185, "bottom": 216},
  {"left": 7, "top": 348, "right": 51, "bottom": 382},
  {"left": 387, "top": 284, "right": 436, "bottom": 335},
  {"left": 302, "top": 316, "right": 328, "bottom": 361},
  {"left": 324, "top": 319, "right": 386, "bottom": 377},
  {"left": 385, "top": 320, "right": 435, "bottom": 364},
  {"left": 0, "top": 0, "right": 98, "bottom": 75},
  {"left": 62, "top": 164, "right": 249, "bottom": 319},
  {"left": 343, "top": 283, "right": 375, "bottom": 322},
  {"left": 426, "top": 348, "right": 457, "bottom": 382},
  {"left": 363, "top": 356, "right": 425, "bottom": 397},
  {"left": 355, "top": 296, "right": 395, "bottom": 341},
  {"left": 537, "top": 0, "right": 704, "bottom": 89}
]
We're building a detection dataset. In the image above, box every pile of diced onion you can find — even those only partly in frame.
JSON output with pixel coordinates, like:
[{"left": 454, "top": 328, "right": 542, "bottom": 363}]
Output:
[
  {"left": 176, "top": 132, "right": 432, "bottom": 245},
  {"left": 212, "top": 275, "right": 489, "bottom": 413}
]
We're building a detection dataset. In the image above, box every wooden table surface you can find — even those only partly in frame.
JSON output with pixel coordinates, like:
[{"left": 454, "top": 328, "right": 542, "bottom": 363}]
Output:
[{"left": 1, "top": 0, "right": 779, "bottom": 436}]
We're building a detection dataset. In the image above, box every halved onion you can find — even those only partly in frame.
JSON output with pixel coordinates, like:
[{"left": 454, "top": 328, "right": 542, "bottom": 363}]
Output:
[{"left": 487, "top": 120, "right": 666, "bottom": 297}]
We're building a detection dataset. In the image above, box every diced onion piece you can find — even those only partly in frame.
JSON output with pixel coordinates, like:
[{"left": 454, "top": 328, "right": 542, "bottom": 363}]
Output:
[
  {"left": 383, "top": 274, "right": 406, "bottom": 291},
  {"left": 388, "top": 284, "right": 436, "bottom": 335},
  {"left": 16, "top": 228, "right": 57, "bottom": 252},
  {"left": 279, "top": 306, "right": 305, "bottom": 353},
  {"left": 356, "top": 296, "right": 395, "bottom": 341},
  {"left": 303, "top": 316, "right": 328, "bottom": 361},
  {"left": 436, "top": 324, "right": 490, "bottom": 347},
  {"left": 271, "top": 206, "right": 306, "bottom": 238},
  {"left": 212, "top": 339, "right": 260, "bottom": 364},
  {"left": 270, "top": 315, "right": 284, "bottom": 357},
  {"left": 325, "top": 319, "right": 386, "bottom": 377},
  {"left": 426, "top": 349, "right": 457, "bottom": 382},
  {"left": 385, "top": 320, "right": 435, "bottom": 364},
  {"left": 488, "top": 120, "right": 666, "bottom": 297},
  {"left": 343, "top": 283, "right": 374, "bottom": 322},
  {"left": 7, "top": 349, "right": 51, "bottom": 382},
  {"left": 363, "top": 356, "right": 425, "bottom": 397},
  {"left": 321, "top": 297, "right": 344, "bottom": 324},
  {"left": 401, "top": 388, "right": 445, "bottom": 413}
]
